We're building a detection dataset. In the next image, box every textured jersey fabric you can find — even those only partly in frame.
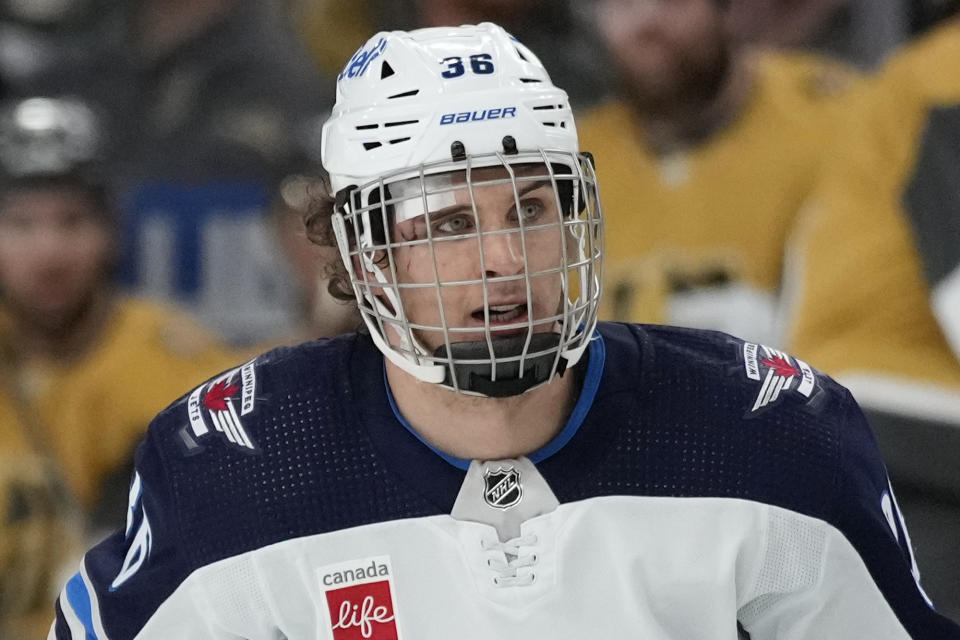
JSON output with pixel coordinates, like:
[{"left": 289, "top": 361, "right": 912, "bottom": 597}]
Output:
[
  {"left": 51, "top": 323, "right": 960, "bottom": 639},
  {"left": 785, "top": 21, "right": 960, "bottom": 394},
  {"left": 577, "top": 51, "right": 858, "bottom": 344}
]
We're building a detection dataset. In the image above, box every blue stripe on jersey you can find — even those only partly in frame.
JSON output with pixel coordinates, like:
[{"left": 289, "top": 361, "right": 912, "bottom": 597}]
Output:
[
  {"left": 385, "top": 331, "right": 606, "bottom": 470},
  {"left": 66, "top": 572, "right": 99, "bottom": 640},
  {"left": 529, "top": 332, "right": 606, "bottom": 464}
]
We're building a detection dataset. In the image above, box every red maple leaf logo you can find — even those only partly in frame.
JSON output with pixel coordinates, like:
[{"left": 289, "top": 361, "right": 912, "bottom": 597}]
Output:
[
  {"left": 760, "top": 355, "right": 800, "bottom": 378},
  {"left": 203, "top": 380, "right": 239, "bottom": 411}
]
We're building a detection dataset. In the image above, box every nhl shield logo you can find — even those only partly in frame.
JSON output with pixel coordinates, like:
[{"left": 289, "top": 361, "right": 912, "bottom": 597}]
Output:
[{"left": 483, "top": 466, "right": 522, "bottom": 509}]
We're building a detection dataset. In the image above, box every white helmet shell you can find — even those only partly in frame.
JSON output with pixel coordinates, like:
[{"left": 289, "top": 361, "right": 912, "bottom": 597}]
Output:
[{"left": 322, "top": 22, "right": 579, "bottom": 193}]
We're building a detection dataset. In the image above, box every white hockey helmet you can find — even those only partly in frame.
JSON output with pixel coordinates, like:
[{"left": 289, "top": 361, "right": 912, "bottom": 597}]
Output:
[{"left": 322, "top": 22, "right": 603, "bottom": 397}]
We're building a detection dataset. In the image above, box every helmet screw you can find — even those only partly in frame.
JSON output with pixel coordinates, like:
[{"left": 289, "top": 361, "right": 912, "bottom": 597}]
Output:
[
  {"left": 450, "top": 140, "right": 466, "bottom": 161},
  {"left": 502, "top": 135, "right": 518, "bottom": 155}
]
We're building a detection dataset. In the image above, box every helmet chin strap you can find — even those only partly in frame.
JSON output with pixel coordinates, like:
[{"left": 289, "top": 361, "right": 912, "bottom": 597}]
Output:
[
  {"left": 433, "top": 333, "right": 569, "bottom": 398},
  {"left": 368, "top": 320, "right": 448, "bottom": 384}
]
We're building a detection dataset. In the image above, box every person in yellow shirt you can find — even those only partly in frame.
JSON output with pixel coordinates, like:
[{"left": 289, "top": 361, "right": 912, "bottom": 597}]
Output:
[
  {"left": 580, "top": 0, "right": 858, "bottom": 345},
  {"left": 0, "top": 96, "right": 239, "bottom": 639},
  {"left": 784, "top": 16, "right": 960, "bottom": 408}
]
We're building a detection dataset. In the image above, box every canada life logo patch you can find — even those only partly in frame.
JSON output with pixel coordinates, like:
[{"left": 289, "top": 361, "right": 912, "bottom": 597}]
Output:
[
  {"left": 183, "top": 359, "right": 258, "bottom": 451},
  {"left": 742, "top": 342, "right": 816, "bottom": 413},
  {"left": 319, "top": 556, "right": 402, "bottom": 640}
]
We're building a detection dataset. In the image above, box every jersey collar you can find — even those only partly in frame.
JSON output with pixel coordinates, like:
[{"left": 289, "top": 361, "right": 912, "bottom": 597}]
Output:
[{"left": 383, "top": 331, "right": 607, "bottom": 470}]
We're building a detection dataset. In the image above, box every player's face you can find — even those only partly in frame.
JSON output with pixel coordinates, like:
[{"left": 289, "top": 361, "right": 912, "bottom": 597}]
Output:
[
  {"left": 0, "top": 185, "right": 112, "bottom": 331},
  {"left": 597, "top": 0, "right": 730, "bottom": 114},
  {"left": 385, "top": 164, "right": 569, "bottom": 354}
]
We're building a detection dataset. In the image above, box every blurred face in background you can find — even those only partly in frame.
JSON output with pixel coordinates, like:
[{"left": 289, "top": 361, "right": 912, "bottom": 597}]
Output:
[
  {"left": 0, "top": 182, "right": 113, "bottom": 334},
  {"left": 596, "top": 0, "right": 732, "bottom": 115}
]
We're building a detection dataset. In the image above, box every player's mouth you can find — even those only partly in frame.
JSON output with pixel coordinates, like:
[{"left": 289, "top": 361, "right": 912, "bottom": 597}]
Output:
[{"left": 471, "top": 301, "right": 529, "bottom": 326}]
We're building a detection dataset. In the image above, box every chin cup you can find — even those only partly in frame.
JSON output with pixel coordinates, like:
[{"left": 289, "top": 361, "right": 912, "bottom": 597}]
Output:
[{"left": 433, "top": 333, "right": 568, "bottom": 398}]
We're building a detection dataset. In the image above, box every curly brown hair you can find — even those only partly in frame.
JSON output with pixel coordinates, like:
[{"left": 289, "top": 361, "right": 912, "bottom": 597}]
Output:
[{"left": 301, "top": 179, "right": 356, "bottom": 303}]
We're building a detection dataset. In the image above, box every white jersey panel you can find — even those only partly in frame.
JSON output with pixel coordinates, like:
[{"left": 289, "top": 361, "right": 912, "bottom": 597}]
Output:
[
  {"left": 738, "top": 507, "right": 909, "bottom": 638},
  {"left": 133, "top": 496, "right": 910, "bottom": 640}
]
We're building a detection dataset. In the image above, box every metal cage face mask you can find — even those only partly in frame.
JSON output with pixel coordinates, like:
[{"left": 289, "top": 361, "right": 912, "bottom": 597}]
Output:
[{"left": 333, "top": 149, "right": 603, "bottom": 397}]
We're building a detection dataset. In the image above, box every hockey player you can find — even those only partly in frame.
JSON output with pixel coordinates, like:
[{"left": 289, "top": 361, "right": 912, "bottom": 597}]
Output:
[{"left": 50, "top": 24, "right": 960, "bottom": 639}]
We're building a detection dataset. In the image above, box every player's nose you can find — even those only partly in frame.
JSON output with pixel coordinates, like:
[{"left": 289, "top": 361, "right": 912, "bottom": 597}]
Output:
[{"left": 480, "top": 229, "right": 524, "bottom": 278}]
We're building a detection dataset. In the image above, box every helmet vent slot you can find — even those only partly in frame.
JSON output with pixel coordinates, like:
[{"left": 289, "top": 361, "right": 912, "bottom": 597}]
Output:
[
  {"left": 515, "top": 47, "right": 529, "bottom": 62},
  {"left": 384, "top": 120, "right": 419, "bottom": 127},
  {"left": 356, "top": 124, "right": 379, "bottom": 130},
  {"left": 381, "top": 61, "right": 396, "bottom": 79},
  {"left": 387, "top": 89, "right": 420, "bottom": 99},
  {"left": 389, "top": 137, "right": 411, "bottom": 145},
  {"left": 363, "top": 141, "right": 382, "bottom": 150},
  {"left": 519, "top": 78, "right": 542, "bottom": 84}
]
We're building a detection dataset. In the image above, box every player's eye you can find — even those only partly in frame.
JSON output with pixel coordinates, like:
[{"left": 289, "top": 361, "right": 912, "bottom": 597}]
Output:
[
  {"left": 514, "top": 199, "right": 544, "bottom": 225},
  {"left": 434, "top": 214, "right": 474, "bottom": 236}
]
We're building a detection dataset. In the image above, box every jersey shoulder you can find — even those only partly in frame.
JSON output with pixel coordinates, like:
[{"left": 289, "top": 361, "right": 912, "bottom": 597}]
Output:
[
  {"left": 147, "top": 333, "right": 362, "bottom": 457},
  {"left": 601, "top": 321, "right": 840, "bottom": 407},
  {"left": 126, "top": 333, "right": 407, "bottom": 565},
  {"left": 643, "top": 321, "right": 846, "bottom": 416},
  {"left": 595, "top": 322, "right": 880, "bottom": 520}
]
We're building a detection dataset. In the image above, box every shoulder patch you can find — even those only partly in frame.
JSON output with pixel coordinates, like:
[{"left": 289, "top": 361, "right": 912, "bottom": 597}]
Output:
[
  {"left": 741, "top": 342, "right": 818, "bottom": 415},
  {"left": 178, "top": 359, "right": 260, "bottom": 454}
]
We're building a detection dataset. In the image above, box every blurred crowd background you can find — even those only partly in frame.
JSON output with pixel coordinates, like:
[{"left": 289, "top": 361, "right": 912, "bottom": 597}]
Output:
[{"left": 0, "top": 0, "right": 958, "bottom": 636}]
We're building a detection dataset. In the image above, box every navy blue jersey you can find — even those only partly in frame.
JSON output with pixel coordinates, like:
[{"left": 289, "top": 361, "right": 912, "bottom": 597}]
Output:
[{"left": 52, "top": 323, "right": 960, "bottom": 639}]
